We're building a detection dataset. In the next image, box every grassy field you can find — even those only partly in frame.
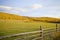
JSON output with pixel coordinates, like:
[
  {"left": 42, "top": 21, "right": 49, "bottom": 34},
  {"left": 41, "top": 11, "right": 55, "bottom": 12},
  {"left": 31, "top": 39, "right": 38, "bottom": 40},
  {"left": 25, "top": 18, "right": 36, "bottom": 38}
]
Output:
[{"left": 0, "top": 20, "right": 60, "bottom": 40}]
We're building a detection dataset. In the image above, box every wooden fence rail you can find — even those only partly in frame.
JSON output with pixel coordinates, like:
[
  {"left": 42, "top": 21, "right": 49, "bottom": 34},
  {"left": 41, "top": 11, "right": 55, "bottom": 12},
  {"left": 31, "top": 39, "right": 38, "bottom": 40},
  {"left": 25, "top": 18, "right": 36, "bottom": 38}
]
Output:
[
  {"left": 32, "top": 24, "right": 60, "bottom": 40},
  {"left": 0, "top": 24, "right": 60, "bottom": 40}
]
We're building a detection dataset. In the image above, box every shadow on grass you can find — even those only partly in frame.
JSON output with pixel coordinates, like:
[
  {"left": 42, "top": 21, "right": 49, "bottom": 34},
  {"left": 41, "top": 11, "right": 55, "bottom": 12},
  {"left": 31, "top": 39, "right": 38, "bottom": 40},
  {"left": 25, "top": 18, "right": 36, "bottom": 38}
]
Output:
[
  {"left": 53, "top": 36, "right": 60, "bottom": 40},
  {"left": 53, "top": 32, "right": 60, "bottom": 40}
]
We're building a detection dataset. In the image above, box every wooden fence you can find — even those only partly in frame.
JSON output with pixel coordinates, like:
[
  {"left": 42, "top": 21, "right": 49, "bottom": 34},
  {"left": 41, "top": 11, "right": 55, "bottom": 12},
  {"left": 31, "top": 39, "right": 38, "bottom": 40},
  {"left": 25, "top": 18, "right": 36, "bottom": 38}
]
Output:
[{"left": 0, "top": 24, "right": 60, "bottom": 40}]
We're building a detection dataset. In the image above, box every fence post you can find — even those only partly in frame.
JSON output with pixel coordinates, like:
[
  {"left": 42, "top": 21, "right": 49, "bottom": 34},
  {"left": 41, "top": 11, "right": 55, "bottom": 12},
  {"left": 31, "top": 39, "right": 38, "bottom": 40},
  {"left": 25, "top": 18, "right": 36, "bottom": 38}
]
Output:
[
  {"left": 40, "top": 26, "right": 43, "bottom": 40},
  {"left": 56, "top": 24, "right": 58, "bottom": 32}
]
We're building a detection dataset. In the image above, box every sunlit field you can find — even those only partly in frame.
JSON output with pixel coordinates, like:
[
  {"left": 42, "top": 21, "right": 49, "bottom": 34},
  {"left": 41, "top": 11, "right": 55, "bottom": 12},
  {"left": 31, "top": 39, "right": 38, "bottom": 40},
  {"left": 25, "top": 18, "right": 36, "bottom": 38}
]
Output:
[{"left": 0, "top": 20, "right": 60, "bottom": 40}]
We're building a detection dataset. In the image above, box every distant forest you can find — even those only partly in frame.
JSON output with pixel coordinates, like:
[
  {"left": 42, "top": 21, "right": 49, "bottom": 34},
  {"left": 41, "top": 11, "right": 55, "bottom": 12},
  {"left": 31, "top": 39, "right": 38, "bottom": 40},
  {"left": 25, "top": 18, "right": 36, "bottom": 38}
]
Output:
[{"left": 0, "top": 12, "right": 60, "bottom": 23}]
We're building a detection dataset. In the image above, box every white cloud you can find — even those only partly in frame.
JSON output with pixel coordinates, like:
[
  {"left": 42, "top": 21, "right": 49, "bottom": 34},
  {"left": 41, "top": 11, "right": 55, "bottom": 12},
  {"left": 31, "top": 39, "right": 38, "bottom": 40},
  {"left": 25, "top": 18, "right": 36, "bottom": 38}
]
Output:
[
  {"left": 0, "top": 6, "right": 27, "bottom": 13},
  {"left": 15, "top": 8, "right": 27, "bottom": 12},
  {"left": 30, "top": 4, "right": 43, "bottom": 9},
  {"left": 20, "top": 8, "right": 27, "bottom": 12},
  {"left": 0, "top": 6, "right": 12, "bottom": 10}
]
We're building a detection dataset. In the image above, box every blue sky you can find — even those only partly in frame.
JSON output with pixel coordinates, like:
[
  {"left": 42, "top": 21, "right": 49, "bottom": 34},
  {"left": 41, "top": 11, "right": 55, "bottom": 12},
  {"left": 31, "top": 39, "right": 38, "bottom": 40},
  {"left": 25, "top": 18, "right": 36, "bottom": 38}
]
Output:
[{"left": 0, "top": 0, "right": 60, "bottom": 18}]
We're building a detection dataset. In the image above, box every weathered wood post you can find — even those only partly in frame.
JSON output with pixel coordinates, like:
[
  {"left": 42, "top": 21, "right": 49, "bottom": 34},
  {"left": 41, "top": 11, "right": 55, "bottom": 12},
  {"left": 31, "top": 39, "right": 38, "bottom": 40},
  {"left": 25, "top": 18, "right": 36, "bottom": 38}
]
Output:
[
  {"left": 56, "top": 24, "right": 58, "bottom": 32},
  {"left": 40, "top": 26, "right": 43, "bottom": 40}
]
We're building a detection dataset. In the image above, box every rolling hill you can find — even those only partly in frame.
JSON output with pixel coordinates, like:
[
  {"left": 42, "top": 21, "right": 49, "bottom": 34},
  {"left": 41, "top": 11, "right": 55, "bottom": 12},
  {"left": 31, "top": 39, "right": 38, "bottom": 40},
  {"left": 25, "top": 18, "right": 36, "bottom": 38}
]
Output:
[
  {"left": 0, "top": 12, "right": 60, "bottom": 23},
  {"left": 0, "top": 12, "right": 32, "bottom": 22}
]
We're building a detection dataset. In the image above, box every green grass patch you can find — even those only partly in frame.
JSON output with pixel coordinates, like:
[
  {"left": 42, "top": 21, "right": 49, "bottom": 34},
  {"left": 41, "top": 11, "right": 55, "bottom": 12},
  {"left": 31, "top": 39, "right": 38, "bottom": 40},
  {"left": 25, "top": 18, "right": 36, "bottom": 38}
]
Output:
[
  {"left": 0, "top": 20, "right": 60, "bottom": 40},
  {"left": 0, "top": 20, "right": 59, "bottom": 36}
]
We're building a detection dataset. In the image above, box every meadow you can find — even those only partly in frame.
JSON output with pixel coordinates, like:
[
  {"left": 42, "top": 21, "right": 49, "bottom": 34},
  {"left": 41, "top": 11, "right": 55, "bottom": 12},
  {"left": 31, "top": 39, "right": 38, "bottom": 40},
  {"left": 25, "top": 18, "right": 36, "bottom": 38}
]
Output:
[{"left": 0, "top": 20, "right": 60, "bottom": 40}]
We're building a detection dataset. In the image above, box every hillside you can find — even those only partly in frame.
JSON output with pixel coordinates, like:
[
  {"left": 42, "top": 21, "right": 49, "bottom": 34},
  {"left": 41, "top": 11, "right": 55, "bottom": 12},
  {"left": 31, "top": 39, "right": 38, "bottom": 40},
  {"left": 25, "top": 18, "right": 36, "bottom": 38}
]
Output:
[
  {"left": 0, "top": 12, "right": 60, "bottom": 23},
  {"left": 0, "top": 12, "right": 32, "bottom": 22},
  {"left": 31, "top": 17, "right": 60, "bottom": 23}
]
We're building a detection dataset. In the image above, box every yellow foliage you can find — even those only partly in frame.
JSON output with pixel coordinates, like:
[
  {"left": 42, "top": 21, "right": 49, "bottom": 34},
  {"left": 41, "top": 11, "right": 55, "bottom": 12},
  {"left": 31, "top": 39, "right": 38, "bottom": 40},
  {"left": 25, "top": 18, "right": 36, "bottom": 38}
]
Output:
[{"left": 0, "top": 12, "right": 60, "bottom": 23}]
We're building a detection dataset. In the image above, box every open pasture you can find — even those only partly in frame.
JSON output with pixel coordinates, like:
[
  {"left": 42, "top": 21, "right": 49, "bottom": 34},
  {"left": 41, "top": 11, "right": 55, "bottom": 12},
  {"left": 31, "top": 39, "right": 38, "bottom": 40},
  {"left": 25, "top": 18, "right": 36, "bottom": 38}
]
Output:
[{"left": 0, "top": 20, "right": 60, "bottom": 40}]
